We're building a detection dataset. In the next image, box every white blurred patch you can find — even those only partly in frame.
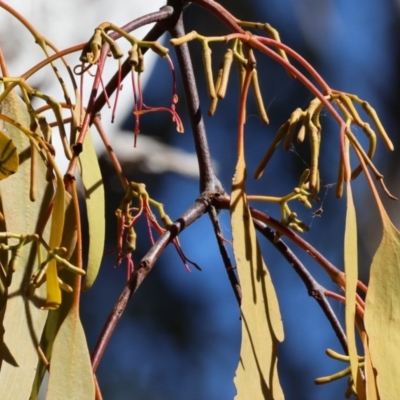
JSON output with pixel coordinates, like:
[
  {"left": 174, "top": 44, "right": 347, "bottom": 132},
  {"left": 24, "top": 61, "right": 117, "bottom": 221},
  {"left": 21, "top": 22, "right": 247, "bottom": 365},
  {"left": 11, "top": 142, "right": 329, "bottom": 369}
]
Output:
[{"left": 0, "top": 0, "right": 199, "bottom": 177}]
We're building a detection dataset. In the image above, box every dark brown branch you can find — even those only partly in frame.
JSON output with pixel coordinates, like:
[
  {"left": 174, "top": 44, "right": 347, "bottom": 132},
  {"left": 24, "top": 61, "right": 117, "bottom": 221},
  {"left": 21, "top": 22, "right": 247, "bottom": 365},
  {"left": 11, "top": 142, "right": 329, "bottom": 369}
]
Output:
[
  {"left": 212, "top": 194, "right": 349, "bottom": 352},
  {"left": 91, "top": 196, "right": 210, "bottom": 372},
  {"left": 169, "top": 14, "right": 224, "bottom": 194},
  {"left": 249, "top": 208, "right": 346, "bottom": 286},
  {"left": 188, "top": 0, "right": 245, "bottom": 33},
  {"left": 212, "top": 195, "right": 346, "bottom": 287},
  {"left": 91, "top": 4, "right": 225, "bottom": 372},
  {"left": 111, "top": 7, "right": 174, "bottom": 41},
  {"left": 253, "top": 219, "right": 348, "bottom": 354},
  {"left": 208, "top": 205, "right": 241, "bottom": 305}
]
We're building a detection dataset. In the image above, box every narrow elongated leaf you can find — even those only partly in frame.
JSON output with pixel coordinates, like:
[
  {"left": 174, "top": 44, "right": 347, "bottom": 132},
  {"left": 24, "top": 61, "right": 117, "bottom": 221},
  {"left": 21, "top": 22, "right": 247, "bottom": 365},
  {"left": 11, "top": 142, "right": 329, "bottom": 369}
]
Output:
[
  {"left": 360, "top": 331, "right": 378, "bottom": 400},
  {"left": 364, "top": 211, "right": 400, "bottom": 399},
  {"left": 44, "top": 160, "right": 65, "bottom": 310},
  {"left": 79, "top": 129, "right": 105, "bottom": 291},
  {"left": 0, "top": 192, "right": 9, "bottom": 369},
  {"left": 0, "top": 91, "right": 52, "bottom": 397},
  {"left": 46, "top": 305, "right": 95, "bottom": 400},
  {"left": 30, "top": 304, "right": 67, "bottom": 400},
  {"left": 230, "top": 154, "right": 284, "bottom": 400},
  {"left": 0, "top": 129, "right": 18, "bottom": 180},
  {"left": 31, "top": 195, "right": 77, "bottom": 399},
  {"left": 344, "top": 182, "right": 365, "bottom": 399}
]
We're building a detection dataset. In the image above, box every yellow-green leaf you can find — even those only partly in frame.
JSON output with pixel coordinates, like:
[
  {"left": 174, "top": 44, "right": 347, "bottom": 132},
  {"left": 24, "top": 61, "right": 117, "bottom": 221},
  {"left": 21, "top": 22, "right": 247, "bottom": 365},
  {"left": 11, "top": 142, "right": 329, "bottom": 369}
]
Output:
[
  {"left": 46, "top": 306, "right": 95, "bottom": 400},
  {"left": 360, "top": 331, "right": 378, "bottom": 400},
  {"left": 230, "top": 154, "right": 284, "bottom": 400},
  {"left": 31, "top": 195, "right": 77, "bottom": 399},
  {"left": 0, "top": 192, "right": 9, "bottom": 370},
  {"left": 344, "top": 182, "right": 365, "bottom": 399},
  {"left": 0, "top": 130, "right": 18, "bottom": 180},
  {"left": 43, "top": 159, "right": 65, "bottom": 310},
  {"left": 79, "top": 129, "right": 105, "bottom": 291},
  {"left": 31, "top": 304, "right": 67, "bottom": 400},
  {"left": 364, "top": 211, "right": 400, "bottom": 399},
  {"left": 0, "top": 91, "right": 52, "bottom": 397}
]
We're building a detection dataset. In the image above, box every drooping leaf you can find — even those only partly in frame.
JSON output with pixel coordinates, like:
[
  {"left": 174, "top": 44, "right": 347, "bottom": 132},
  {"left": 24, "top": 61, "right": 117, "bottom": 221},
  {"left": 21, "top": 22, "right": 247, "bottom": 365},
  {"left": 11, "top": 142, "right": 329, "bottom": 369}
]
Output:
[
  {"left": 0, "top": 91, "right": 66, "bottom": 311},
  {"left": 364, "top": 210, "right": 400, "bottom": 399},
  {"left": 343, "top": 182, "right": 365, "bottom": 399},
  {"left": 43, "top": 158, "right": 65, "bottom": 310},
  {"left": 0, "top": 129, "right": 18, "bottom": 180},
  {"left": 0, "top": 91, "right": 52, "bottom": 397},
  {"left": 30, "top": 304, "right": 67, "bottom": 400},
  {"left": 79, "top": 129, "right": 105, "bottom": 291},
  {"left": 0, "top": 192, "right": 9, "bottom": 369},
  {"left": 230, "top": 154, "right": 284, "bottom": 400},
  {"left": 46, "top": 305, "right": 95, "bottom": 400},
  {"left": 31, "top": 195, "right": 77, "bottom": 399},
  {"left": 360, "top": 331, "right": 378, "bottom": 400}
]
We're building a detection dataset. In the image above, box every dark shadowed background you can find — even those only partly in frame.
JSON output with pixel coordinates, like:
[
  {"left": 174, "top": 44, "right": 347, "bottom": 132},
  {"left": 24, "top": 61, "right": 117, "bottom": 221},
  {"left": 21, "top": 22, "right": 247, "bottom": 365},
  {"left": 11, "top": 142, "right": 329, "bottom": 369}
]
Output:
[{"left": 72, "top": 1, "right": 400, "bottom": 399}]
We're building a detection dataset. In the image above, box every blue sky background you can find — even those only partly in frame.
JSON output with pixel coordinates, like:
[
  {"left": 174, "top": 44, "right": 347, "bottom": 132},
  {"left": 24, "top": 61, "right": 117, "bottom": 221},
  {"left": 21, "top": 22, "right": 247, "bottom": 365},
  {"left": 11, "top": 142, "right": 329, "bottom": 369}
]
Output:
[{"left": 79, "top": 1, "right": 400, "bottom": 399}]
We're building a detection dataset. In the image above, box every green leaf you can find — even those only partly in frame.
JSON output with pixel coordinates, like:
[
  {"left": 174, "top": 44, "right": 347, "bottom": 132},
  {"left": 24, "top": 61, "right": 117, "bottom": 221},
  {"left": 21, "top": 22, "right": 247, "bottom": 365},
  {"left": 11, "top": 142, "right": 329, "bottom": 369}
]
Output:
[
  {"left": 79, "top": 129, "right": 105, "bottom": 291},
  {"left": 230, "top": 154, "right": 284, "bottom": 400},
  {"left": 45, "top": 306, "right": 95, "bottom": 400},
  {"left": 0, "top": 91, "right": 52, "bottom": 397},
  {"left": 0, "top": 129, "right": 18, "bottom": 180},
  {"left": 364, "top": 211, "right": 400, "bottom": 399}
]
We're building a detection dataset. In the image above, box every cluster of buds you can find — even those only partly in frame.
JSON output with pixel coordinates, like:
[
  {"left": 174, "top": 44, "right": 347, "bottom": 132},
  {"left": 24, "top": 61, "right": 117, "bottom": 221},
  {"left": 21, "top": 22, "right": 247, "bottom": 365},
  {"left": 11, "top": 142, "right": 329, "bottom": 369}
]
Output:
[
  {"left": 248, "top": 169, "right": 319, "bottom": 238},
  {"left": 113, "top": 182, "right": 199, "bottom": 279},
  {"left": 254, "top": 91, "right": 394, "bottom": 198},
  {"left": 79, "top": 23, "right": 183, "bottom": 146},
  {"left": 0, "top": 232, "right": 84, "bottom": 306},
  {"left": 315, "top": 348, "right": 365, "bottom": 398}
]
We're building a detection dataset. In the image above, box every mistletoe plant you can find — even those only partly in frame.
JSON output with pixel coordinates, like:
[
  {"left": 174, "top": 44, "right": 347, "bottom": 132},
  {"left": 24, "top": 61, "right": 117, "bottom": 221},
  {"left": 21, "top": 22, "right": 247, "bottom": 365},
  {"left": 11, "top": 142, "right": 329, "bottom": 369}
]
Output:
[{"left": 0, "top": 1, "right": 398, "bottom": 399}]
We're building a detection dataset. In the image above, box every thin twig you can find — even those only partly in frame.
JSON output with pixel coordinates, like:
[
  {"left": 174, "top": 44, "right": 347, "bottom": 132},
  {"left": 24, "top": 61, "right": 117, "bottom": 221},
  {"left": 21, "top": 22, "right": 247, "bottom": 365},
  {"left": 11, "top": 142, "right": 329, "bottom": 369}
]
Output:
[
  {"left": 208, "top": 205, "right": 241, "bottom": 305},
  {"left": 169, "top": 14, "right": 224, "bottom": 193},
  {"left": 92, "top": 114, "right": 129, "bottom": 190},
  {"left": 189, "top": 0, "right": 245, "bottom": 33},
  {"left": 213, "top": 195, "right": 346, "bottom": 287},
  {"left": 253, "top": 219, "right": 348, "bottom": 353},
  {"left": 70, "top": 180, "right": 83, "bottom": 304},
  {"left": 91, "top": 196, "right": 210, "bottom": 372},
  {"left": 0, "top": 46, "right": 10, "bottom": 88},
  {"left": 249, "top": 208, "right": 346, "bottom": 286},
  {"left": 94, "top": 374, "right": 104, "bottom": 400}
]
